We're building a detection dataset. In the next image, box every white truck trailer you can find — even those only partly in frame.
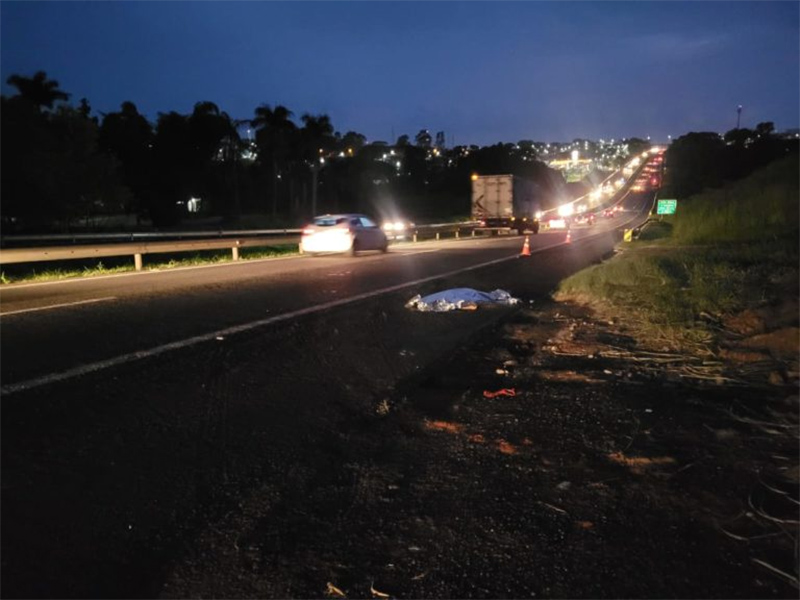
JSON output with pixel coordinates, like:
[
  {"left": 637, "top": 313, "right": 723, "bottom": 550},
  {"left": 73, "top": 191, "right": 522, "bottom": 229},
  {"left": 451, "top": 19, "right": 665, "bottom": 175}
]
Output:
[{"left": 471, "top": 174, "right": 540, "bottom": 235}]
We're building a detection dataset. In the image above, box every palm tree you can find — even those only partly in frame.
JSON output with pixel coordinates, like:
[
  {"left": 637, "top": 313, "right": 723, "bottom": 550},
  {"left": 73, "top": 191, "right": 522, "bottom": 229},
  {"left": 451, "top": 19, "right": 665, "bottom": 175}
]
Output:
[
  {"left": 300, "top": 114, "right": 336, "bottom": 216},
  {"left": 6, "top": 71, "right": 70, "bottom": 111},
  {"left": 300, "top": 114, "right": 335, "bottom": 155},
  {"left": 251, "top": 104, "right": 297, "bottom": 217}
]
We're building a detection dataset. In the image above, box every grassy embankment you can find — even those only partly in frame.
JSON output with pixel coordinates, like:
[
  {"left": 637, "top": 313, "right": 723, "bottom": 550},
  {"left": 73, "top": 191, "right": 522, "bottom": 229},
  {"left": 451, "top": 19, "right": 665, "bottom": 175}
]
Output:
[{"left": 555, "top": 155, "right": 799, "bottom": 349}]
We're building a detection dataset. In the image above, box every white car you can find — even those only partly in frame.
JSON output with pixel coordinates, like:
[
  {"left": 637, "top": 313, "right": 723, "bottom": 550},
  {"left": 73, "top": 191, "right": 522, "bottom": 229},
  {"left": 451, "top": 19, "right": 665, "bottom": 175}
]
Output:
[{"left": 300, "top": 213, "right": 389, "bottom": 256}]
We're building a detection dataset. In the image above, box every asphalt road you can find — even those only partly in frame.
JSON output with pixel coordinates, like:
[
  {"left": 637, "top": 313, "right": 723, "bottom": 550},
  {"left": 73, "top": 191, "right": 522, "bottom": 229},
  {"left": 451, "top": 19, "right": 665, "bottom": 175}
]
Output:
[
  {"left": 0, "top": 194, "right": 650, "bottom": 394},
  {"left": 1, "top": 194, "right": 654, "bottom": 598}
]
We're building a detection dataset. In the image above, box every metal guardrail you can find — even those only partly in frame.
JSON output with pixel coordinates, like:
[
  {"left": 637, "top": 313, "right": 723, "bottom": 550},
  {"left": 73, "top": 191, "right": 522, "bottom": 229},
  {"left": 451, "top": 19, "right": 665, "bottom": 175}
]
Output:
[
  {"left": 0, "top": 222, "right": 481, "bottom": 271},
  {"left": 1, "top": 228, "right": 303, "bottom": 245}
]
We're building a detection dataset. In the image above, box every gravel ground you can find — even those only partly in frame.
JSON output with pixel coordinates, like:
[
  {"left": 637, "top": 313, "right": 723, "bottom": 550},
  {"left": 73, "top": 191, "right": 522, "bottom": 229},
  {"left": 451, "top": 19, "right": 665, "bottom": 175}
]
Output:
[{"left": 158, "top": 300, "right": 799, "bottom": 599}]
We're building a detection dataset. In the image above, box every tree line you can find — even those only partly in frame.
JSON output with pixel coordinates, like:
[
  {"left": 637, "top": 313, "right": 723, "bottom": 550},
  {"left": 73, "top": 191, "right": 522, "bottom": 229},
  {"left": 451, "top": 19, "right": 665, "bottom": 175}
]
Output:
[
  {"left": 665, "top": 124, "right": 798, "bottom": 199},
  {"left": 2, "top": 71, "right": 650, "bottom": 233}
]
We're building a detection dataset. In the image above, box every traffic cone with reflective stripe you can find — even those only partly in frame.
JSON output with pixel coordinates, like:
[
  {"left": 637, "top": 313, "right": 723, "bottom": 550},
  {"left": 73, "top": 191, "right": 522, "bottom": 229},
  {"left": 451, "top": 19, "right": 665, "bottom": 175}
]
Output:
[
  {"left": 565, "top": 229, "right": 572, "bottom": 244},
  {"left": 519, "top": 235, "right": 531, "bottom": 257}
]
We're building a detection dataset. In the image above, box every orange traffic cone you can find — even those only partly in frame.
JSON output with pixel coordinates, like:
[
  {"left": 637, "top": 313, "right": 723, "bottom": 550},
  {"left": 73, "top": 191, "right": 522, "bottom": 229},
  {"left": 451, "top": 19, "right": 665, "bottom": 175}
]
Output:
[
  {"left": 565, "top": 229, "right": 572, "bottom": 244},
  {"left": 519, "top": 235, "right": 531, "bottom": 257}
]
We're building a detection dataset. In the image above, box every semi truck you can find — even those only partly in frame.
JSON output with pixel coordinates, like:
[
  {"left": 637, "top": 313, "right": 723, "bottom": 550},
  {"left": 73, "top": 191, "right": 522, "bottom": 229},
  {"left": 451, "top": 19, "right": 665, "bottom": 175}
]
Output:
[{"left": 471, "top": 174, "right": 540, "bottom": 235}]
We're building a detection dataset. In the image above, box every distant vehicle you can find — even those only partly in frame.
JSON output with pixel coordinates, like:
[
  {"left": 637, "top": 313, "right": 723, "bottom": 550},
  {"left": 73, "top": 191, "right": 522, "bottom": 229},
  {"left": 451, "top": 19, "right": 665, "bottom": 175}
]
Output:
[
  {"left": 602, "top": 208, "right": 616, "bottom": 218},
  {"left": 471, "top": 174, "right": 540, "bottom": 235},
  {"left": 381, "top": 218, "right": 416, "bottom": 241},
  {"left": 300, "top": 213, "right": 388, "bottom": 256},
  {"left": 542, "top": 217, "right": 568, "bottom": 230},
  {"left": 573, "top": 212, "right": 596, "bottom": 226}
]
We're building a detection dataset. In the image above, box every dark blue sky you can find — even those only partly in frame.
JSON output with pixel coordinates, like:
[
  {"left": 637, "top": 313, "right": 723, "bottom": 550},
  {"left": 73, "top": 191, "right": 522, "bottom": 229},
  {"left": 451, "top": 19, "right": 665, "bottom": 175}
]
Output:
[{"left": 2, "top": 1, "right": 798, "bottom": 146}]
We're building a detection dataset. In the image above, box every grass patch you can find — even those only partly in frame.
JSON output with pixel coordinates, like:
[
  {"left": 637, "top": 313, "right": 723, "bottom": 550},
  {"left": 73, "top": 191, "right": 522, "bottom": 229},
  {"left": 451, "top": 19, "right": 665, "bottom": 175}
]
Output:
[
  {"left": 636, "top": 220, "right": 673, "bottom": 241},
  {"left": 556, "top": 156, "right": 799, "bottom": 349},
  {"left": 669, "top": 156, "right": 799, "bottom": 244},
  {"left": 0, "top": 245, "right": 299, "bottom": 284}
]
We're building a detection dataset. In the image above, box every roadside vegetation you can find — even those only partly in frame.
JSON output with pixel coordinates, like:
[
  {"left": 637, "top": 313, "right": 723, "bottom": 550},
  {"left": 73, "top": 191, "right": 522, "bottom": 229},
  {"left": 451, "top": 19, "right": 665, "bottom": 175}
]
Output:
[
  {"left": 0, "top": 245, "right": 298, "bottom": 284},
  {"left": 556, "top": 155, "right": 799, "bottom": 352},
  {"left": 1, "top": 71, "right": 622, "bottom": 235}
]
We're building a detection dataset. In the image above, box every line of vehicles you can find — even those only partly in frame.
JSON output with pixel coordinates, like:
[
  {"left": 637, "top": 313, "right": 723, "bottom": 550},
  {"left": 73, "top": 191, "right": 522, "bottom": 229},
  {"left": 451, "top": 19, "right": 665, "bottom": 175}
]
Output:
[
  {"left": 470, "top": 150, "right": 665, "bottom": 234},
  {"left": 469, "top": 171, "right": 624, "bottom": 235},
  {"left": 299, "top": 150, "right": 665, "bottom": 256}
]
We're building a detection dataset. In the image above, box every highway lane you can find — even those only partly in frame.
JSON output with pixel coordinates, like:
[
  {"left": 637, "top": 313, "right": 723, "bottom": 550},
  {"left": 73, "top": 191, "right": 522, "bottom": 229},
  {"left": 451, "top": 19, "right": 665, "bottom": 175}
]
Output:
[{"left": 0, "top": 203, "right": 651, "bottom": 394}]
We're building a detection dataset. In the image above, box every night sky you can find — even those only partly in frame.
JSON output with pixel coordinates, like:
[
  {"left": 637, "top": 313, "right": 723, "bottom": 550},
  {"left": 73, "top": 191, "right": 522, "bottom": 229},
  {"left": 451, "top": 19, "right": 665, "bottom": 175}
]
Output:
[{"left": 1, "top": 1, "right": 798, "bottom": 146}]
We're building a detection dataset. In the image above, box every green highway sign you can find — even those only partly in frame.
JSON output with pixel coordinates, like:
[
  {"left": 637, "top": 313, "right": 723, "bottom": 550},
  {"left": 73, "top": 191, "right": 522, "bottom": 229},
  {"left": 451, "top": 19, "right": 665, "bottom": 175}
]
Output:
[{"left": 657, "top": 199, "right": 677, "bottom": 215}]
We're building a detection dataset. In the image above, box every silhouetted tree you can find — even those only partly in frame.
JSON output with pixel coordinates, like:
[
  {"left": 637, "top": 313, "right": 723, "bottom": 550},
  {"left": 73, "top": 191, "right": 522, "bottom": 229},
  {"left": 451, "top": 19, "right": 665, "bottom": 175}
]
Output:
[
  {"left": 2, "top": 76, "right": 129, "bottom": 232},
  {"left": 755, "top": 121, "right": 775, "bottom": 138},
  {"left": 187, "top": 101, "right": 240, "bottom": 217},
  {"left": 666, "top": 132, "right": 727, "bottom": 197},
  {"left": 78, "top": 98, "right": 93, "bottom": 121},
  {"left": 299, "top": 113, "right": 335, "bottom": 215},
  {"left": 251, "top": 104, "right": 297, "bottom": 217},
  {"left": 340, "top": 131, "right": 367, "bottom": 152},
  {"left": 415, "top": 129, "right": 432, "bottom": 148},
  {"left": 99, "top": 101, "right": 155, "bottom": 219},
  {"left": 149, "top": 111, "right": 194, "bottom": 225},
  {"left": 6, "top": 70, "right": 69, "bottom": 112}
]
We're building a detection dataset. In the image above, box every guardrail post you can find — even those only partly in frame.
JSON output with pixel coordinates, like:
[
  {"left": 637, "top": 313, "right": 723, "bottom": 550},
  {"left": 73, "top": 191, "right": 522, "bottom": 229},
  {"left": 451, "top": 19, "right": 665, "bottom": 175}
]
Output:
[
  {"left": 471, "top": 230, "right": 476, "bottom": 237},
  {"left": 134, "top": 253, "right": 143, "bottom": 271},
  {"left": 232, "top": 246, "right": 240, "bottom": 261},
  {"left": 436, "top": 232, "right": 440, "bottom": 241},
  {"left": 413, "top": 232, "right": 418, "bottom": 243},
  {"left": 455, "top": 229, "right": 460, "bottom": 239}
]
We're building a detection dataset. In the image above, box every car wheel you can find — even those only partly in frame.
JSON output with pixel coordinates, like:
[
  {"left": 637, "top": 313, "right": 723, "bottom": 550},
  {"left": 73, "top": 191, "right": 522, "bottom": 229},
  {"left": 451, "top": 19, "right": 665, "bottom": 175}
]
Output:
[
  {"left": 351, "top": 239, "right": 360, "bottom": 256},
  {"left": 381, "top": 240, "right": 389, "bottom": 253}
]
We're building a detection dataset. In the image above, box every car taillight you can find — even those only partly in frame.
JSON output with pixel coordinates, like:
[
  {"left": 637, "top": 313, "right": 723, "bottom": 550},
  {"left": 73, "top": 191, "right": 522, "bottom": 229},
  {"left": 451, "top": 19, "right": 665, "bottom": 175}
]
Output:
[{"left": 302, "top": 227, "right": 314, "bottom": 236}]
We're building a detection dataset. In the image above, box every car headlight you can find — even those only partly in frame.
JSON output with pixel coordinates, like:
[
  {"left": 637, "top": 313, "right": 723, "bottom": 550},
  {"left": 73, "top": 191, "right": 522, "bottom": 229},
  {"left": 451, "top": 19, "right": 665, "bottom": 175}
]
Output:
[{"left": 384, "top": 222, "right": 407, "bottom": 232}]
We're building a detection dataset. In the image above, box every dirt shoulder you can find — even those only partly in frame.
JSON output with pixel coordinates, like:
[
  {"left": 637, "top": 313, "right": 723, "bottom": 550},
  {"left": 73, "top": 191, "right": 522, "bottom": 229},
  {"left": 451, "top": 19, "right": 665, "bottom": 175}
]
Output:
[{"left": 161, "top": 295, "right": 799, "bottom": 598}]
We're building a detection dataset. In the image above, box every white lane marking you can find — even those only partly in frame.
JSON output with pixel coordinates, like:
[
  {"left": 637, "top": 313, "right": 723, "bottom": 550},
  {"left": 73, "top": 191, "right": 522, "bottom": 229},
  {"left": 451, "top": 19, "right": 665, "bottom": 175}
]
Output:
[
  {"left": 1, "top": 240, "right": 566, "bottom": 396},
  {"left": 0, "top": 296, "right": 117, "bottom": 317}
]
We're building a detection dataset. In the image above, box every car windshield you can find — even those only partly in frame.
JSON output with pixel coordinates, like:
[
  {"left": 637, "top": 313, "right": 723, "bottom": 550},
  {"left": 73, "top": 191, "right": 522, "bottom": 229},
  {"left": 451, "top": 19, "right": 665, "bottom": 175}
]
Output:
[{"left": 313, "top": 216, "right": 348, "bottom": 227}]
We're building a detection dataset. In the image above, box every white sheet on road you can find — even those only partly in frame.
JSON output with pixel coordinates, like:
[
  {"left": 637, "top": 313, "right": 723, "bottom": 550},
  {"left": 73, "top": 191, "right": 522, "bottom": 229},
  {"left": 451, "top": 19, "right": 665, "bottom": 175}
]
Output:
[{"left": 405, "top": 288, "right": 519, "bottom": 312}]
